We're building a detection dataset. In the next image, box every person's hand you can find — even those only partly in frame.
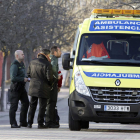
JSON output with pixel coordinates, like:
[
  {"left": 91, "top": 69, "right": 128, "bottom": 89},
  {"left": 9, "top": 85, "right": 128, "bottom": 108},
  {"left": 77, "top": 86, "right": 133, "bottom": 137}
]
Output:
[
  {"left": 58, "top": 87, "right": 60, "bottom": 92},
  {"left": 24, "top": 78, "right": 28, "bottom": 82},
  {"left": 58, "top": 75, "right": 61, "bottom": 80}
]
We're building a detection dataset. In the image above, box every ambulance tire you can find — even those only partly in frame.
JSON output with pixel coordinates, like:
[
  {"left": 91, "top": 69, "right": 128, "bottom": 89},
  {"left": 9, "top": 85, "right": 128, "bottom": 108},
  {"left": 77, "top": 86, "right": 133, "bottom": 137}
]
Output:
[
  {"left": 69, "top": 109, "right": 81, "bottom": 131},
  {"left": 81, "top": 121, "right": 89, "bottom": 129}
]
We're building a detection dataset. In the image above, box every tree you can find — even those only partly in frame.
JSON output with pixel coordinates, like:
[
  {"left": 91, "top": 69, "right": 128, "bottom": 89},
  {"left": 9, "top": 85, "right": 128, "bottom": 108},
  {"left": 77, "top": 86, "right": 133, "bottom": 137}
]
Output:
[
  {"left": 2, "top": 0, "right": 139, "bottom": 111},
  {"left": 0, "top": 0, "right": 18, "bottom": 111}
]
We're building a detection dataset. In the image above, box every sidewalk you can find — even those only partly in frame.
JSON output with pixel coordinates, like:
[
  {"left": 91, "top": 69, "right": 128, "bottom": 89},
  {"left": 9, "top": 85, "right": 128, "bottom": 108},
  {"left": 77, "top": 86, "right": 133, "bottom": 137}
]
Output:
[{"left": 57, "top": 87, "right": 69, "bottom": 101}]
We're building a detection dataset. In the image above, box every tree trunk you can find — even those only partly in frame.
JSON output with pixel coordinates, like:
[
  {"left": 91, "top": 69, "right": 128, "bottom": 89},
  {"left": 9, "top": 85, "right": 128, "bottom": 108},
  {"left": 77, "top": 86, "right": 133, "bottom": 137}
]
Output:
[
  {"left": 0, "top": 53, "right": 8, "bottom": 111},
  {"left": 25, "top": 44, "right": 33, "bottom": 92},
  {"left": 28, "top": 44, "right": 33, "bottom": 63},
  {"left": 24, "top": 46, "right": 28, "bottom": 73},
  {"left": 10, "top": 47, "right": 15, "bottom": 63}
]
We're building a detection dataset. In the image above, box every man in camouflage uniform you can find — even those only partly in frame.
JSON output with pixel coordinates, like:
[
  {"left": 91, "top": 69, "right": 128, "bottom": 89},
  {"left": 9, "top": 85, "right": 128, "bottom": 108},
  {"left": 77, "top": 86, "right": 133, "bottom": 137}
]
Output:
[{"left": 45, "top": 46, "right": 62, "bottom": 128}]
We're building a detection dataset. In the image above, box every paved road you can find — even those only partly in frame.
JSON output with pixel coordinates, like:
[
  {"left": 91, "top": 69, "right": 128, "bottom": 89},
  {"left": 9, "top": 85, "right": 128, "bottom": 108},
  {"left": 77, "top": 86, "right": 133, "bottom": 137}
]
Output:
[{"left": 1, "top": 95, "right": 140, "bottom": 140}]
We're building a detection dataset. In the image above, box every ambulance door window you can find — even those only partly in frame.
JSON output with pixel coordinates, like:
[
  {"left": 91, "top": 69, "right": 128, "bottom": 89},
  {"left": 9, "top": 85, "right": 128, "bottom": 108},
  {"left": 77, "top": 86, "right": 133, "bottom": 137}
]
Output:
[
  {"left": 79, "top": 37, "right": 87, "bottom": 60},
  {"left": 71, "top": 28, "right": 79, "bottom": 58},
  {"left": 70, "top": 28, "right": 80, "bottom": 86}
]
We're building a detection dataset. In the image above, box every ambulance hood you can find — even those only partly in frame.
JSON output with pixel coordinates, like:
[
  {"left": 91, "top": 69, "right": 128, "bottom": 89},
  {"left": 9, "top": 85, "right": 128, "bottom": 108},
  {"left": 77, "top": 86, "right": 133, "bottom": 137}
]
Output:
[{"left": 78, "top": 66, "right": 140, "bottom": 88}]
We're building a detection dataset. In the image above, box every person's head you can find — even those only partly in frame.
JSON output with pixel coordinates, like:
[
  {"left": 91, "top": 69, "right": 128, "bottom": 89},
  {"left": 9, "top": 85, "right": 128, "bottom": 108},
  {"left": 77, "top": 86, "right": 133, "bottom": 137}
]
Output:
[
  {"left": 15, "top": 50, "right": 24, "bottom": 62},
  {"left": 50, "top": 46, "right": 62, "bottom": 58},
  {"left": 40, "top": 48, "right": 50, "bottom": 57}
]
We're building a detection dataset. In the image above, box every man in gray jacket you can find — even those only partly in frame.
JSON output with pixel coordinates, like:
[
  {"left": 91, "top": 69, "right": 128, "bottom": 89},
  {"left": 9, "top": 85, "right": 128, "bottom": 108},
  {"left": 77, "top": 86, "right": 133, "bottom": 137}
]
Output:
[{"left": 45, "top": 46, "right": 62, "bottom": 128}]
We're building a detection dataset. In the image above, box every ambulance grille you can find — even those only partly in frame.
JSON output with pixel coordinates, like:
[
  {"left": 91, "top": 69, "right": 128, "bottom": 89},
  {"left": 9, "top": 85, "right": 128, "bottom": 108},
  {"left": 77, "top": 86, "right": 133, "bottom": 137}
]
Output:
[{"left": 90, "top": 87, "right": 140, "bottom": 103}]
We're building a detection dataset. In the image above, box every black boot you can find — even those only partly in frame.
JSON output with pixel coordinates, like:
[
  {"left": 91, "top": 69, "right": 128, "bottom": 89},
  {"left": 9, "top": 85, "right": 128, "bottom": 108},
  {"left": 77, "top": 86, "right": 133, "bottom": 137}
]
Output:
[
  {"left": 11, "top": 124, "right": 20, "bottom": 128},
  {"left": 55, "top": 121, "right": 60, "bottom": 128},
  {"left": 27, "top": 124, "right": 32, "bottom": 128},
  {"left": 49, "top": 123, "right": 59, "bottom": 128},
  {"left": 20, "top": 123, "right": 27, "bottom": 127},
  {"left": 38, "top": 124, "right": 48, "bottom": 129}
]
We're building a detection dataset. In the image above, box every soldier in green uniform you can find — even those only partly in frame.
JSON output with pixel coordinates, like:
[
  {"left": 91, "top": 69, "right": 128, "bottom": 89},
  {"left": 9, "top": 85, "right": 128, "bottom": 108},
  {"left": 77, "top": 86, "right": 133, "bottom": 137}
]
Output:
[
  {"left": 9, "top": 50, "right": 29, "bottom": 128},
  {"left": 45, "top": 46, "right": 62, "bottom": 128}
]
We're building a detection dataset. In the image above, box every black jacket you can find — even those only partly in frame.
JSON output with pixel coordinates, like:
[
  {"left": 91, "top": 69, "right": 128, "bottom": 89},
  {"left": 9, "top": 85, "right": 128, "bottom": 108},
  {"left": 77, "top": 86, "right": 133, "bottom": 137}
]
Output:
[
  {"left": 27, "top": 54, "right": 53, "bottom": 99},
  {"left": 10, "top": 60, "right": 26, "bottom": 83},
  {"left": 10, "top": 60, "right": 26, "bottom": 92}
]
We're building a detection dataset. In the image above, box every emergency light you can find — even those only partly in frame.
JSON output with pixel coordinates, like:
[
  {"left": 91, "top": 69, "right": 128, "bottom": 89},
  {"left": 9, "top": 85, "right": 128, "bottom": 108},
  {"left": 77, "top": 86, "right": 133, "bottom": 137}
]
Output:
[{"left": 91, "top": 9, "right": 140, "bottom": 16}]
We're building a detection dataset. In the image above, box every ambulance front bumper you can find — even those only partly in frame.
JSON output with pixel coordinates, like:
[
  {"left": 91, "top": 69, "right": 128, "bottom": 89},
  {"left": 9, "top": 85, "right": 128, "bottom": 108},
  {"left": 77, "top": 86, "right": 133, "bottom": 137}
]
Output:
[{"left": 69, "top": 90, "right": 140, "bottom": 123}]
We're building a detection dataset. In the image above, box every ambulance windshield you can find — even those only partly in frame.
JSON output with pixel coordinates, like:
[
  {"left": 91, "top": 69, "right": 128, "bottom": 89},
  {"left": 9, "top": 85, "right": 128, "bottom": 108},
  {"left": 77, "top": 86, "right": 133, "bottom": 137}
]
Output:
[{"left": 77, "top": 33, "right": 140, "bottom": 66}]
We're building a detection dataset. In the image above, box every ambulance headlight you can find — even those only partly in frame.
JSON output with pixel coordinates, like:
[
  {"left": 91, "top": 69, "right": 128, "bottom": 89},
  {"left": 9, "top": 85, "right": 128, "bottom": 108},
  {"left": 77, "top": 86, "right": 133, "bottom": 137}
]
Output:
[{"left": 74, "top": 71, "right": 90, "bottom": 97}]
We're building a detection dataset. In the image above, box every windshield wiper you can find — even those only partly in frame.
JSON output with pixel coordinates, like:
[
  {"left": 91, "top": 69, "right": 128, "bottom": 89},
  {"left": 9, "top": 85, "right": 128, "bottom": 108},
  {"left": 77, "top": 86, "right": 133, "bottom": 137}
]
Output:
[
  {"left": 81, "top": 60, "right": 140, "bottom": 66},
  {"left": 112, "top": 61, "right": 140, "bottom": 66},
  {"left": 81, "top": 60, "right": 113, "bottom": 65}
]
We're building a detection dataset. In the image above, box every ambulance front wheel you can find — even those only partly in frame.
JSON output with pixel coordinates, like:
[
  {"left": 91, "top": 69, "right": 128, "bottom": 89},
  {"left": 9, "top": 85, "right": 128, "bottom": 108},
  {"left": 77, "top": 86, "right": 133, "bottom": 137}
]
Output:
[{"left": 69, "top": 109, "right": 81, "bottom": 131}]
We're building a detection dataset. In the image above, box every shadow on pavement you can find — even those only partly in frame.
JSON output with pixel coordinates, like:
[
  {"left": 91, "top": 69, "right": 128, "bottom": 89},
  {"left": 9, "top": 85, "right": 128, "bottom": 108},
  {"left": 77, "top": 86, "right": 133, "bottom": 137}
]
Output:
[{"left": 81, "top": 128, "right": 140, "bottom": 133}]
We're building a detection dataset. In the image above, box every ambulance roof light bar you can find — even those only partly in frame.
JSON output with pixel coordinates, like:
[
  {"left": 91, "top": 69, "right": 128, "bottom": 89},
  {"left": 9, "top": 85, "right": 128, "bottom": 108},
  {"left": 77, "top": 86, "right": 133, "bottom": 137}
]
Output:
[{"left": 91, "top": 9, "right": 140, "bottom": 16}]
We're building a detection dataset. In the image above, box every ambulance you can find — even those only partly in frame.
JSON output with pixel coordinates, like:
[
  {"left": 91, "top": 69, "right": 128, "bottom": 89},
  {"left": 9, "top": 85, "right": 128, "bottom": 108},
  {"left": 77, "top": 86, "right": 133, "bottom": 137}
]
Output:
[{"left": 62, "top": 9, "right": 140, "bottom": 131}]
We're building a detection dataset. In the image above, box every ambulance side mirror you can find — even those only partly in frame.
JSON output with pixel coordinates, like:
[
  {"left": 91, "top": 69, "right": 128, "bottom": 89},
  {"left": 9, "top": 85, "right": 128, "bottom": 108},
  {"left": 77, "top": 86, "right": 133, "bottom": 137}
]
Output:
[{"left": 62, "top": 53, "right": 73, "bottom": 70}]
